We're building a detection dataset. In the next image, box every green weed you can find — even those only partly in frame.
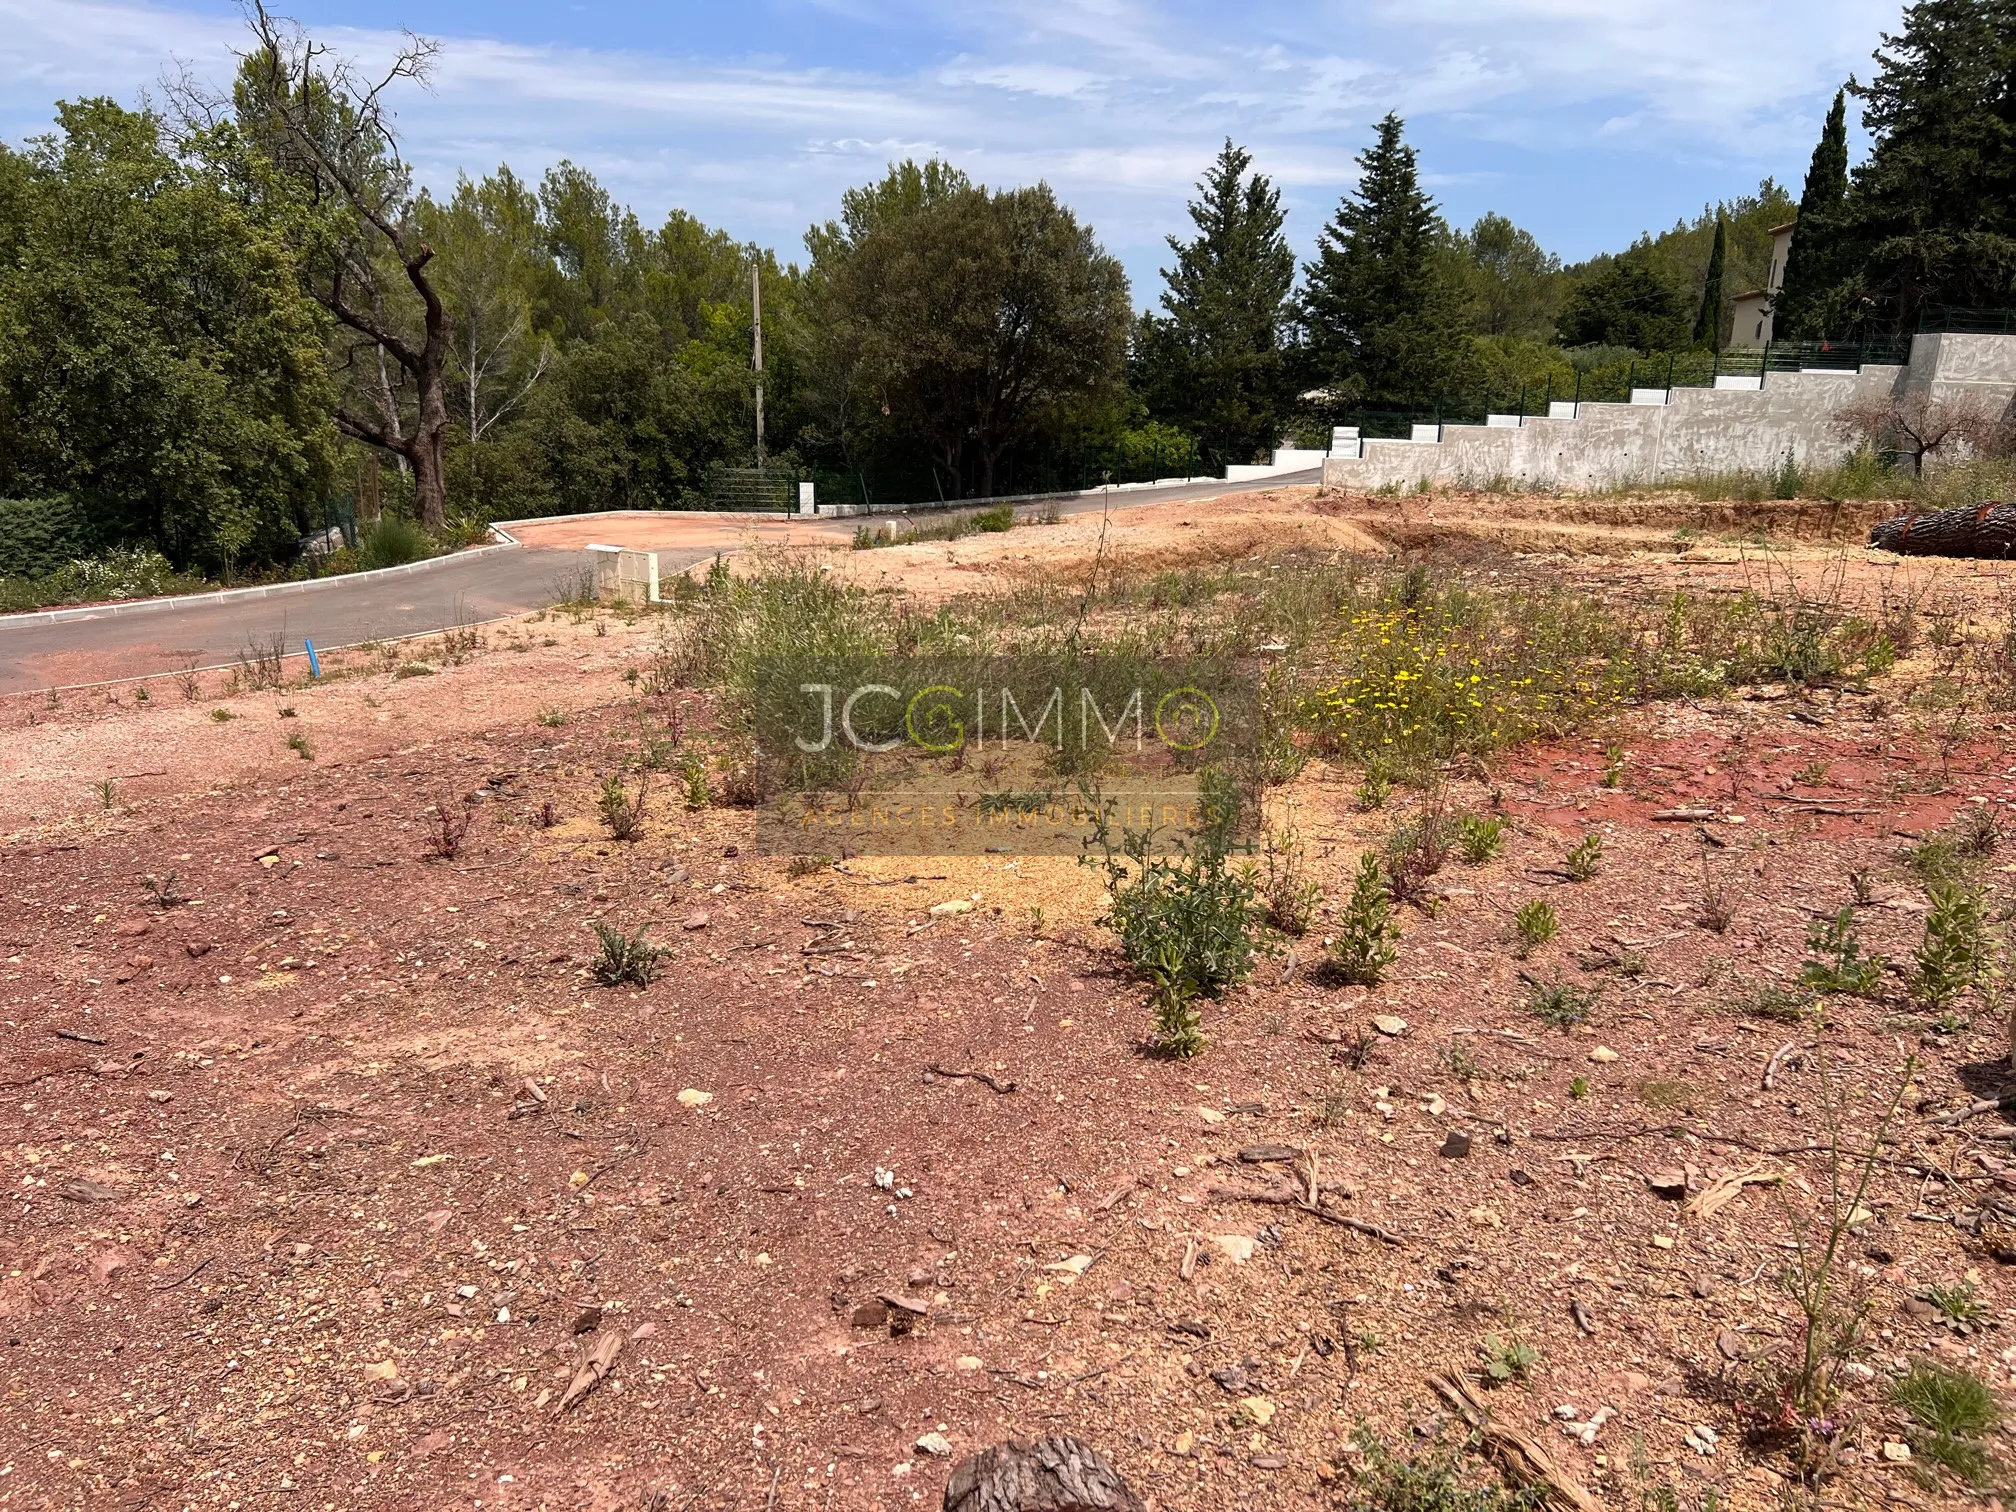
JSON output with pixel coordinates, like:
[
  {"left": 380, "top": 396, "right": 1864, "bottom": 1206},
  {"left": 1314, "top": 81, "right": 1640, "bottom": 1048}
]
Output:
[
  {"left": 1565, "top": 832, "right": 1603, "bottom": 881},
  {"left": 1523, "top": 976, "right": 1595, "bottom": 1030},
  {"left": 597, "top": 774, "right": 648, "bottom": 841},
  {"left": 1512, "top": 900, "right": 1558, "bottom": 959},
  {"left": 1914, "top": 883, "right": 1990, "bottom": 1009},
  {"left": 1455, "top": 814, "right": 1507, "bottom": 863},
  {"left": 1329, "top": 852, "right": 1400, "bottom": 986},
  {"left": 1800, "top": 907, "right": 1887, "bottom": 997},
  {"left": 591, "top": 921, "right": 664, "bottom": 987},
  {"left": 1891, "top": 1361, "right": 2001, "bottom": 1488}
]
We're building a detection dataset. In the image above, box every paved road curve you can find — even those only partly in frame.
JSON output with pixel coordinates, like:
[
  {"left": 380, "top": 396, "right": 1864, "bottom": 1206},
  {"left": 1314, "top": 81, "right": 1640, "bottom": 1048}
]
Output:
[{"left": 0, "top": 469, "right": 1320, "bottom": 694}]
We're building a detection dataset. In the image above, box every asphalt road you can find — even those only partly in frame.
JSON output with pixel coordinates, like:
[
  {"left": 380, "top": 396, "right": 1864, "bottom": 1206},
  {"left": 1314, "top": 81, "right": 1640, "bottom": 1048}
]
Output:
[{"left": 0, "top": 468, "right": 1321, "bottom": 694}]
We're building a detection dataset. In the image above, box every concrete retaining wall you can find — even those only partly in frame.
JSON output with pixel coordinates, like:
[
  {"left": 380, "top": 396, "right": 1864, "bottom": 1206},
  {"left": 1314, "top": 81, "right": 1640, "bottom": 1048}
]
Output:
[{"left": 1320, "top": 332, "right": 2016, "bottom": 493}]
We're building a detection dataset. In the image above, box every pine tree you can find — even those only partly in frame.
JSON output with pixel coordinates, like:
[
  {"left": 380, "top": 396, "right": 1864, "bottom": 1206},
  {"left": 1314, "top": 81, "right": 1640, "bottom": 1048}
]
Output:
[
  {"left": 1834, "top": 0, "right": 2016, "bottom": 332},
  {"left": 1694, "top": 216, "right": 1728, "bottom": 349},
  {"left": 1774, "top": 88, "right": 1850, "bottom": 338},
  {"left": 1132, "top": 141, "right": 1295, "bottom": 469},
  {"left": 1298, "top": 113, "right": 1473, "bottom": 412}
]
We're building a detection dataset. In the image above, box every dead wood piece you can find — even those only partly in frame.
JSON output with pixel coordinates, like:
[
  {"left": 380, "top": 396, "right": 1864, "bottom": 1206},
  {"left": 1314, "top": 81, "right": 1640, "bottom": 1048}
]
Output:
[
  {"left": 1870, "top": 501, "right": 2016, "bottom": 558},
  {"left": 941, "top": 1435, "right": 1145, "bottom": 1512},
  {"left": 1762, "top": 1040, "right": 1811, "bottom": 1092},
  {"left": 1427, "top": 1372, "right": 1601, "bottom": 1512},
  {"left": 1651, "top": 808, "right": 1719, "bottom": 822},
  {"left": 1095, "top": 1176, "right": 1145, "bottom": 1212},
  {"left": 928, "top": 1064, "right": 1018, "bottom": 1094},
  {"left": 1204, "top": 1179, "right": 1401, "bottom": 1244},
  {"left": 557, "top": 1326, "right": 625, "bottom": 1412},
  {"left": 52, "top": 1029, "right": 106, "bottom": 1046},
  {"left": 1929, "top": 1096, "right": 2014, "bottom": 1128},
  {"left": 57, "top": 1178, "right": 124, "bottom": 1203},
  {"left": 1684, "top": 1164, "right": 1781, "bottom": 1220}
]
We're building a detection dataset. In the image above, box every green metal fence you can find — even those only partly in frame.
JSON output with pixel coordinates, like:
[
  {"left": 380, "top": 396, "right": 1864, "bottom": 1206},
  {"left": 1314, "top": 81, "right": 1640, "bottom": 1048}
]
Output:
[
  {"left": 1919, "top": 306, "right": 2016, "bottom": 335},
  {"left": 705, "top": 466, "right": 801, "bottom": 512}
]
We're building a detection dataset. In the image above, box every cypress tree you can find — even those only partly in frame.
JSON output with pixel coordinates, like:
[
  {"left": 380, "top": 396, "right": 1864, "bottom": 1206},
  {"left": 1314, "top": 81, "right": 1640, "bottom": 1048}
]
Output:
[
  {"left": 1774, "top": 88, "right": 1850, "bottom": 338},
  {"left": 1694, "top": 216, "right": 1728, "bottom": 349},
  {"left": 1298, "top": 113, "right": 1472, "bottom": 412},
  {"left": 1835, "top": 0, "right": 2016, "bottom": 333},
  {"left": 1133, "top": 140, "right": 1295, "bottom": 468}
]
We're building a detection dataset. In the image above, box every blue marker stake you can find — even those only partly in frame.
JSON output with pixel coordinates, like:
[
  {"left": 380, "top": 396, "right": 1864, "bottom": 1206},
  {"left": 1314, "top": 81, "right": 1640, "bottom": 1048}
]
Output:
[{"left": 304, "top": 639, "right": 321, "bottom": 678}]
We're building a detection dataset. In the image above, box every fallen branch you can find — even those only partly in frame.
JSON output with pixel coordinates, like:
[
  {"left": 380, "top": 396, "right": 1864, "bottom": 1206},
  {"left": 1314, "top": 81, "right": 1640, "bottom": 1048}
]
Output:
[
  {"left": 928, "top": 1064, "right": 1017, "bottom": 1094},
  {"left": 1204, "top": 1178, "right": 1400, "bottom": 1245},
  {"left": 1428, "top": 1371, "right": 1601, "bottom": 1512},
  {"left": 1762, "top": 1040, "right": 1810, "bottom": 1092},
  {"left": 558, "top": 1327, "right": 626, "bottom": 1412},
  {"left": 150, "top": 1255, "right": 213, "bottom": 1291},
  {"left": 1929, "top": 1096, "right": 2014, "bottom": 1128},
  {"left": 1684, "top": 1164, "right": 1781, "bottom": 1220}
]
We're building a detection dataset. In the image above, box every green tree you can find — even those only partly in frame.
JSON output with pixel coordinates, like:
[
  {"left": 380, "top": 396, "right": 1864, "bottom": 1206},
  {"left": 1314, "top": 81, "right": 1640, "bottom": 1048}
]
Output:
[
  {"left": 1556, "top": 252, "right": 1693, "bottom": 351},
  {"left": 1774, "top": 88, "right": 1851, "bottom": 337},
  {"left": 0, "top": 99, "right": 335, "bottom": 570},
  {"left": 1299, "top": 114, "right": 1473, "bottom": 410},
  {"left": 1835, "top": 0, "right": 2016, "bottom": 331},
  {"left": 1132, "top": 140, "right": 1294, "bottom": 467},
  {"left": 1693, "top": 215, "right": 1728, "bottom": 348},
  {"left": 807, "top": 162, "right": 1132, "bottom": 497},
  {"left": 1456, "top": 212, "right": 1562, "bottom": 340}
]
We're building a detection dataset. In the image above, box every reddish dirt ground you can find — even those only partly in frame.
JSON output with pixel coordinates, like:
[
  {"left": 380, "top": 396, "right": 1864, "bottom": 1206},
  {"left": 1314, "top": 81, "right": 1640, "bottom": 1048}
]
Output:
[{"left": 5, "top": 488, "right": 2016, "bottom": 1512}]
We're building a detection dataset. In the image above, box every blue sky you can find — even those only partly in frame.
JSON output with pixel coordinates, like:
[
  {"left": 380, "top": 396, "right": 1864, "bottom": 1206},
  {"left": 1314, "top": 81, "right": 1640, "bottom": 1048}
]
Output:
[{"left": 1, "top": 0, "right": 1900, "bottom": 304}]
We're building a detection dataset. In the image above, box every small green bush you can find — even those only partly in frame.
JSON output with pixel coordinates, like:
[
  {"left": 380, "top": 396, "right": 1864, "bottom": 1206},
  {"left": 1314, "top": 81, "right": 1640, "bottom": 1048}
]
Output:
[
  {"left": 1330, "top": 852, "right": 1399, "bottom": 985},
  {"left": 1084, "top": 775, "right": 1258, "bottom": 1057},
  {"left": 1891, "top": 1360, "right": 2001, "bottom": 1487},
  {"left": 1513, "top": 899, "right": 1557, "bottom": 958},
  {"left": 597, "top": 774, "right": 648, "bottom": 841},
  {"left": 1800, "top": 907, "right": 1886, "bottom": 997},
  {"left": 1564, "top": 832, "right": 1603, "bottom": 881},
  {"left": 592, "top": 921, "right": 664, "bottom": 987},
  {"left": 1479, "top": 1331, "right": 1537, "bottom": 1383},
  {"left": 0, "top": 495, "right": 94, "bottom": 578},
  {"left": 358, "top": 516, "right": 432, "bottom": 570},
  {"left": 1914, "top": 883, "right": 1989, "bottom": 1009},
  {"left": 1455, "top": 814, "right": 1506, "bottom": 863},
  {"left": 1523, "top": 975, "right": 1595, "bottom": 1029}
]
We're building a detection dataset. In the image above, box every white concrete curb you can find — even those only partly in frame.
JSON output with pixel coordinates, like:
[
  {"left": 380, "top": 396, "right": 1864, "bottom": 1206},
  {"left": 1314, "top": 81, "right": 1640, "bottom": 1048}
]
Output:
[{"left": 0, "top": 538, "right": 519, "bottom": 628}]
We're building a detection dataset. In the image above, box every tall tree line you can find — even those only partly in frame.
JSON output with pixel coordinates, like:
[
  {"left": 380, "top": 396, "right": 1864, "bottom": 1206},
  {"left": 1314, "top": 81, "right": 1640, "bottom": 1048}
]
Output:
[
  {"left": 1780, "top": 0, "right": 2016, "bottom": 336},
  {"left": 2, "top": 0, "right": 2006, "bottom": 579}
]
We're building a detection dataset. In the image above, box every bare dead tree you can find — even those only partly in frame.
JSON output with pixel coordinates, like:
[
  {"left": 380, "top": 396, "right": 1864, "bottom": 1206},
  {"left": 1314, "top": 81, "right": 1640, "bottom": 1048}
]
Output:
[
  {"left": 1832, "top": 390, "right": 1998, "bottom": 476},
  {"left": 229, "top": 2, "right": 453, "bottom": 528}
]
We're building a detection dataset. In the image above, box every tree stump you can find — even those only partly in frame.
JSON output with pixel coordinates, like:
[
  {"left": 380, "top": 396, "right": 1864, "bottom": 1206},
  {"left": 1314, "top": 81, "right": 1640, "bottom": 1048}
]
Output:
[
  {"left": 941, "top": 1437, "right": 1145, "bottom": 1512},
  {"left": 1868, "top": 501, "right": 2016, "bottom": 558}
]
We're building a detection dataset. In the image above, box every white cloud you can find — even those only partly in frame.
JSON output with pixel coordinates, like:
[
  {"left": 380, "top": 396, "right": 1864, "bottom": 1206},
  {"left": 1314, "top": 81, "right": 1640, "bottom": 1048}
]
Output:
[{"left": 0, "top": 0, "right": 1899, "bottom": 283}]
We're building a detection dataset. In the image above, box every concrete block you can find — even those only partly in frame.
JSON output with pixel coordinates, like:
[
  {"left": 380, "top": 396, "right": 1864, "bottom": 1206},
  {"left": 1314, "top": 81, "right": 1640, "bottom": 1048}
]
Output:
[
  {"left": 1485, "top": 414, "right": 1522, "bottom": 428},
  {"left": 587, "top": 543, "right": 658, "bottom": 604},
  {"left": 1713, "top": 375, "right": 1763, "bottom": 391},
  {"left": 1410, "top": 423, "right": 1442, "bottom": 442},
  {"left": 797, "top": 480, "right": 816, "bottom": 515},
  {"left": 1548, "top": 401, "right": 1578, "bottom": 419},
  {"left": 1629, "top": 388, "right": 1669, "bottom": 406}
]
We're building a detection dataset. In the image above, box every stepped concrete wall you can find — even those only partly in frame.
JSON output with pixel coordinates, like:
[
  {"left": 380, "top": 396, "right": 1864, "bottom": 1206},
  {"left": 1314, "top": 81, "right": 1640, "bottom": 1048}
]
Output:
[{"left": 1319, "top": 332, "right": 2016, "bottom": 493}]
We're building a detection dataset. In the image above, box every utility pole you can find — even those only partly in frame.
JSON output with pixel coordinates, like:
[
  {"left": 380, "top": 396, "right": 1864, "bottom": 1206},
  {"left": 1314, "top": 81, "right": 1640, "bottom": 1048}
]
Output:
[{"left": 751, "top": 263, "right": 765, "bottom": 473}]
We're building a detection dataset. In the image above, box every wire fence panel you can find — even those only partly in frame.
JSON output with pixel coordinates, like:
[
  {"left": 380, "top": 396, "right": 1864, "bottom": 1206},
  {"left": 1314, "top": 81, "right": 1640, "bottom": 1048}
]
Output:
[{"left": 705, "top": 467, "right": 800, "bottom": 511}]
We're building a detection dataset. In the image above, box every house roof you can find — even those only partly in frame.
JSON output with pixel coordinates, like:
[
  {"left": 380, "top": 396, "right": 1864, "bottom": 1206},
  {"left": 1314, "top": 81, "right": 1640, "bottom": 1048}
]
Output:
[
  {"left": 1766, "top": 220, "right": 1797, "bottom": 235},
  {"left": 1730, "top": 289, "right": 1770, "bottom": 303}
]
